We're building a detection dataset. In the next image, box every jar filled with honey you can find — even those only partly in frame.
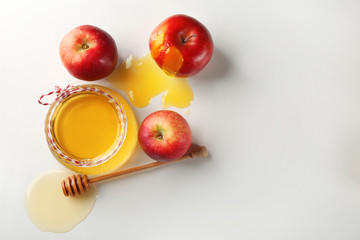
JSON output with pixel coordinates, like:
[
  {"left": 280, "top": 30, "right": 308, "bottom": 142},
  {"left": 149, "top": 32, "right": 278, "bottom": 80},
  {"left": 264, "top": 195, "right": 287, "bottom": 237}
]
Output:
[{"left": 44, "top": 85, "right": 138, "bottom": 175}]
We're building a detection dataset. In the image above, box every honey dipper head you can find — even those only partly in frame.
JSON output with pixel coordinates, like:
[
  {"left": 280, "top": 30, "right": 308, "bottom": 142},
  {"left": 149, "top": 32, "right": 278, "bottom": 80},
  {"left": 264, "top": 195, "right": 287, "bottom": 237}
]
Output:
[{"left": 61, "top": 174, "right": 91, "bottom": 197}]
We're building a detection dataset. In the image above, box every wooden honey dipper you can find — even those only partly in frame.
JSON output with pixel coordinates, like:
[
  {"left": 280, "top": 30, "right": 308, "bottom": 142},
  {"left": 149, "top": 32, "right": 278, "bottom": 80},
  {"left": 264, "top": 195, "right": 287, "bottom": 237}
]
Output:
[{"left": 61, "top": 145, "right": 208, "bottom": 197}]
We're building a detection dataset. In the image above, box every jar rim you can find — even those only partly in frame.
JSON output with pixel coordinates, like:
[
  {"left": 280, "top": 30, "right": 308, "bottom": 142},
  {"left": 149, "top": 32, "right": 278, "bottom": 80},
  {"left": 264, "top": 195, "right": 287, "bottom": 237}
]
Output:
[{"left": 45, "top": 85, "right": 127, "bottom": 168}]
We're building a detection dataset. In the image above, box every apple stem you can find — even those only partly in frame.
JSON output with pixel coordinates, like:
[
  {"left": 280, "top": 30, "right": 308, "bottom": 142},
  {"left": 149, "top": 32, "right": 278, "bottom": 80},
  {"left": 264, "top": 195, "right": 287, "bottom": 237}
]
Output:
[
  {"left": 154, "top": 132, "right": 163, "bottom": 140},
  {"left": 182, "top": 34, "right": 197, "bottom": 44},
  {"left": 82, "top": 43, "right": 89, "bottom": 50}
]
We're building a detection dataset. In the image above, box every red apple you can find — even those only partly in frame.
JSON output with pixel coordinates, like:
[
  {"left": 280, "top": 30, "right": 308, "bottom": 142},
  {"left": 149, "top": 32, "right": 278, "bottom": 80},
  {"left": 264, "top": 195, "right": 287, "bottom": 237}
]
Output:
[
  {"left": 59, "top": 25, "right": 118, "bottom": 81},
  {"left": 149, "top": 14, "right": 214, "bottom": 78},
  {"left": 138, "top": 110, "right": 192, "bottom": 162}
]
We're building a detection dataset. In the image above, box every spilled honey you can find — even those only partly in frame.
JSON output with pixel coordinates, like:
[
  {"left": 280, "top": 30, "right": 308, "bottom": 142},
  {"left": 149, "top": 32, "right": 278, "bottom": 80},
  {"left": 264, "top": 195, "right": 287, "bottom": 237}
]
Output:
[
  {"left": 107, "top": 54, "right": 193, "bottom": 109},
  {"left": 25, "top": 170, "right": 97, "bottom": 232}
]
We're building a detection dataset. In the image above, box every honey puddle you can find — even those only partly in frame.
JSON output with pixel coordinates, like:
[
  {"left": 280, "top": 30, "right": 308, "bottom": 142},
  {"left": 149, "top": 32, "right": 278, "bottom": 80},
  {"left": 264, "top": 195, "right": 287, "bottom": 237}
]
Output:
[
  {"left": 107, "top": 54, "right": 193, "bottom": 109},
  {"left": 25, "top": 170, "right": 97, "bottom": 232}
]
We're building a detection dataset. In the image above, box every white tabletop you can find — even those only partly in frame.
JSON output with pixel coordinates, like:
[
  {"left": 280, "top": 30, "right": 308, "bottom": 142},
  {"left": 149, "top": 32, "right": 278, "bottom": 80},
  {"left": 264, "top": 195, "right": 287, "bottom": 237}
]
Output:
[{"left": 1, "top": 0, "right": 360, "bottom": 239}]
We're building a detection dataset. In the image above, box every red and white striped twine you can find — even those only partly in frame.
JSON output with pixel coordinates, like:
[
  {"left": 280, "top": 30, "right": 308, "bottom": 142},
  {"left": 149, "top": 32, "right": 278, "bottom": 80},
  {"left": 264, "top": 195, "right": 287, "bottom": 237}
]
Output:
[{"left": 38, "top": 84, "right": 73, "bottom": 105}]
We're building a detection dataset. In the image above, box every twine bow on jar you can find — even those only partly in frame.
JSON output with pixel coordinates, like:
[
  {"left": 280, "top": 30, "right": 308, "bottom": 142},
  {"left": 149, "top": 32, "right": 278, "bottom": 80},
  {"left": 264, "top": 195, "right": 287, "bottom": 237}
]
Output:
[{"left": 38, "top": 85, "right": 73, "bottom": 106}]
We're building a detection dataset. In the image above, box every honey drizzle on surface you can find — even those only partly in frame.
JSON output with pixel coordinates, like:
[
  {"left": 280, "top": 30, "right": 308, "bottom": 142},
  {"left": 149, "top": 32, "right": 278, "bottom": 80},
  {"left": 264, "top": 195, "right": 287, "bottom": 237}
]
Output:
[
  {"left": 25, "top": 170, "right": 97, "bottom": 233},
  {"left": 107, "top": 54, "right": 193, "bottom": 109}
]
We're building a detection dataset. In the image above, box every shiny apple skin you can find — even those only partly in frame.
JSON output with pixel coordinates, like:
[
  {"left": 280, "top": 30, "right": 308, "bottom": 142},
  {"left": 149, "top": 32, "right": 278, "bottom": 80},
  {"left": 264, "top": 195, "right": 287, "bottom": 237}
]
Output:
[
  {"left": 59, "top": 25, "right": 118, "bottom": 81},
  {"left": 138, "top": 110, "right": 192, "bottom": 162},
  {"left": 149, "top": 14, "right": 214, "bottom": 78}
]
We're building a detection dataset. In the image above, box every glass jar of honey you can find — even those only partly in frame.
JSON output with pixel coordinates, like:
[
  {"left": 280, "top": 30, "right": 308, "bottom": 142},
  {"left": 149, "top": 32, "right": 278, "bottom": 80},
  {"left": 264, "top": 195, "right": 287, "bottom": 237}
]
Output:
[{"left": 44, "top": 85, "right": 138, "bottom": 175}]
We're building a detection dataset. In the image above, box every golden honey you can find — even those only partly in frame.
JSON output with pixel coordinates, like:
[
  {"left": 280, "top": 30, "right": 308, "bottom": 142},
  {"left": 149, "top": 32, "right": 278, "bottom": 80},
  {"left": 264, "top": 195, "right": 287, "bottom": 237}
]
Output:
[
  {"left": 107, "top": 54, "right": 193, "bottom": 109},
  {"left": 25, "top": 170, "right": 97, "bottom": 232},
  {"left": 45, "top": 85, "right": 138, "bottom": 175}
]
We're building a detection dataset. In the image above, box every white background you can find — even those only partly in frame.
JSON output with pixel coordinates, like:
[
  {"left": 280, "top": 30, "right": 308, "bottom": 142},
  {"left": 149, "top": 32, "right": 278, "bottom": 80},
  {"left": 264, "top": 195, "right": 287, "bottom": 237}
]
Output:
[{"left": 1, "top": 0, "right": 360, "bottom": 239}]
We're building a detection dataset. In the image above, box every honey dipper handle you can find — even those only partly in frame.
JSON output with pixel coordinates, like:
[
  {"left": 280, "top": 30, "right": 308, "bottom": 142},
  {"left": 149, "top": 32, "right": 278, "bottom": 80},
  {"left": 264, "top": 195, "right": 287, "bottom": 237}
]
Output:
[{"left": 88, "top": 146, "right": 208, "bottom": 184}]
